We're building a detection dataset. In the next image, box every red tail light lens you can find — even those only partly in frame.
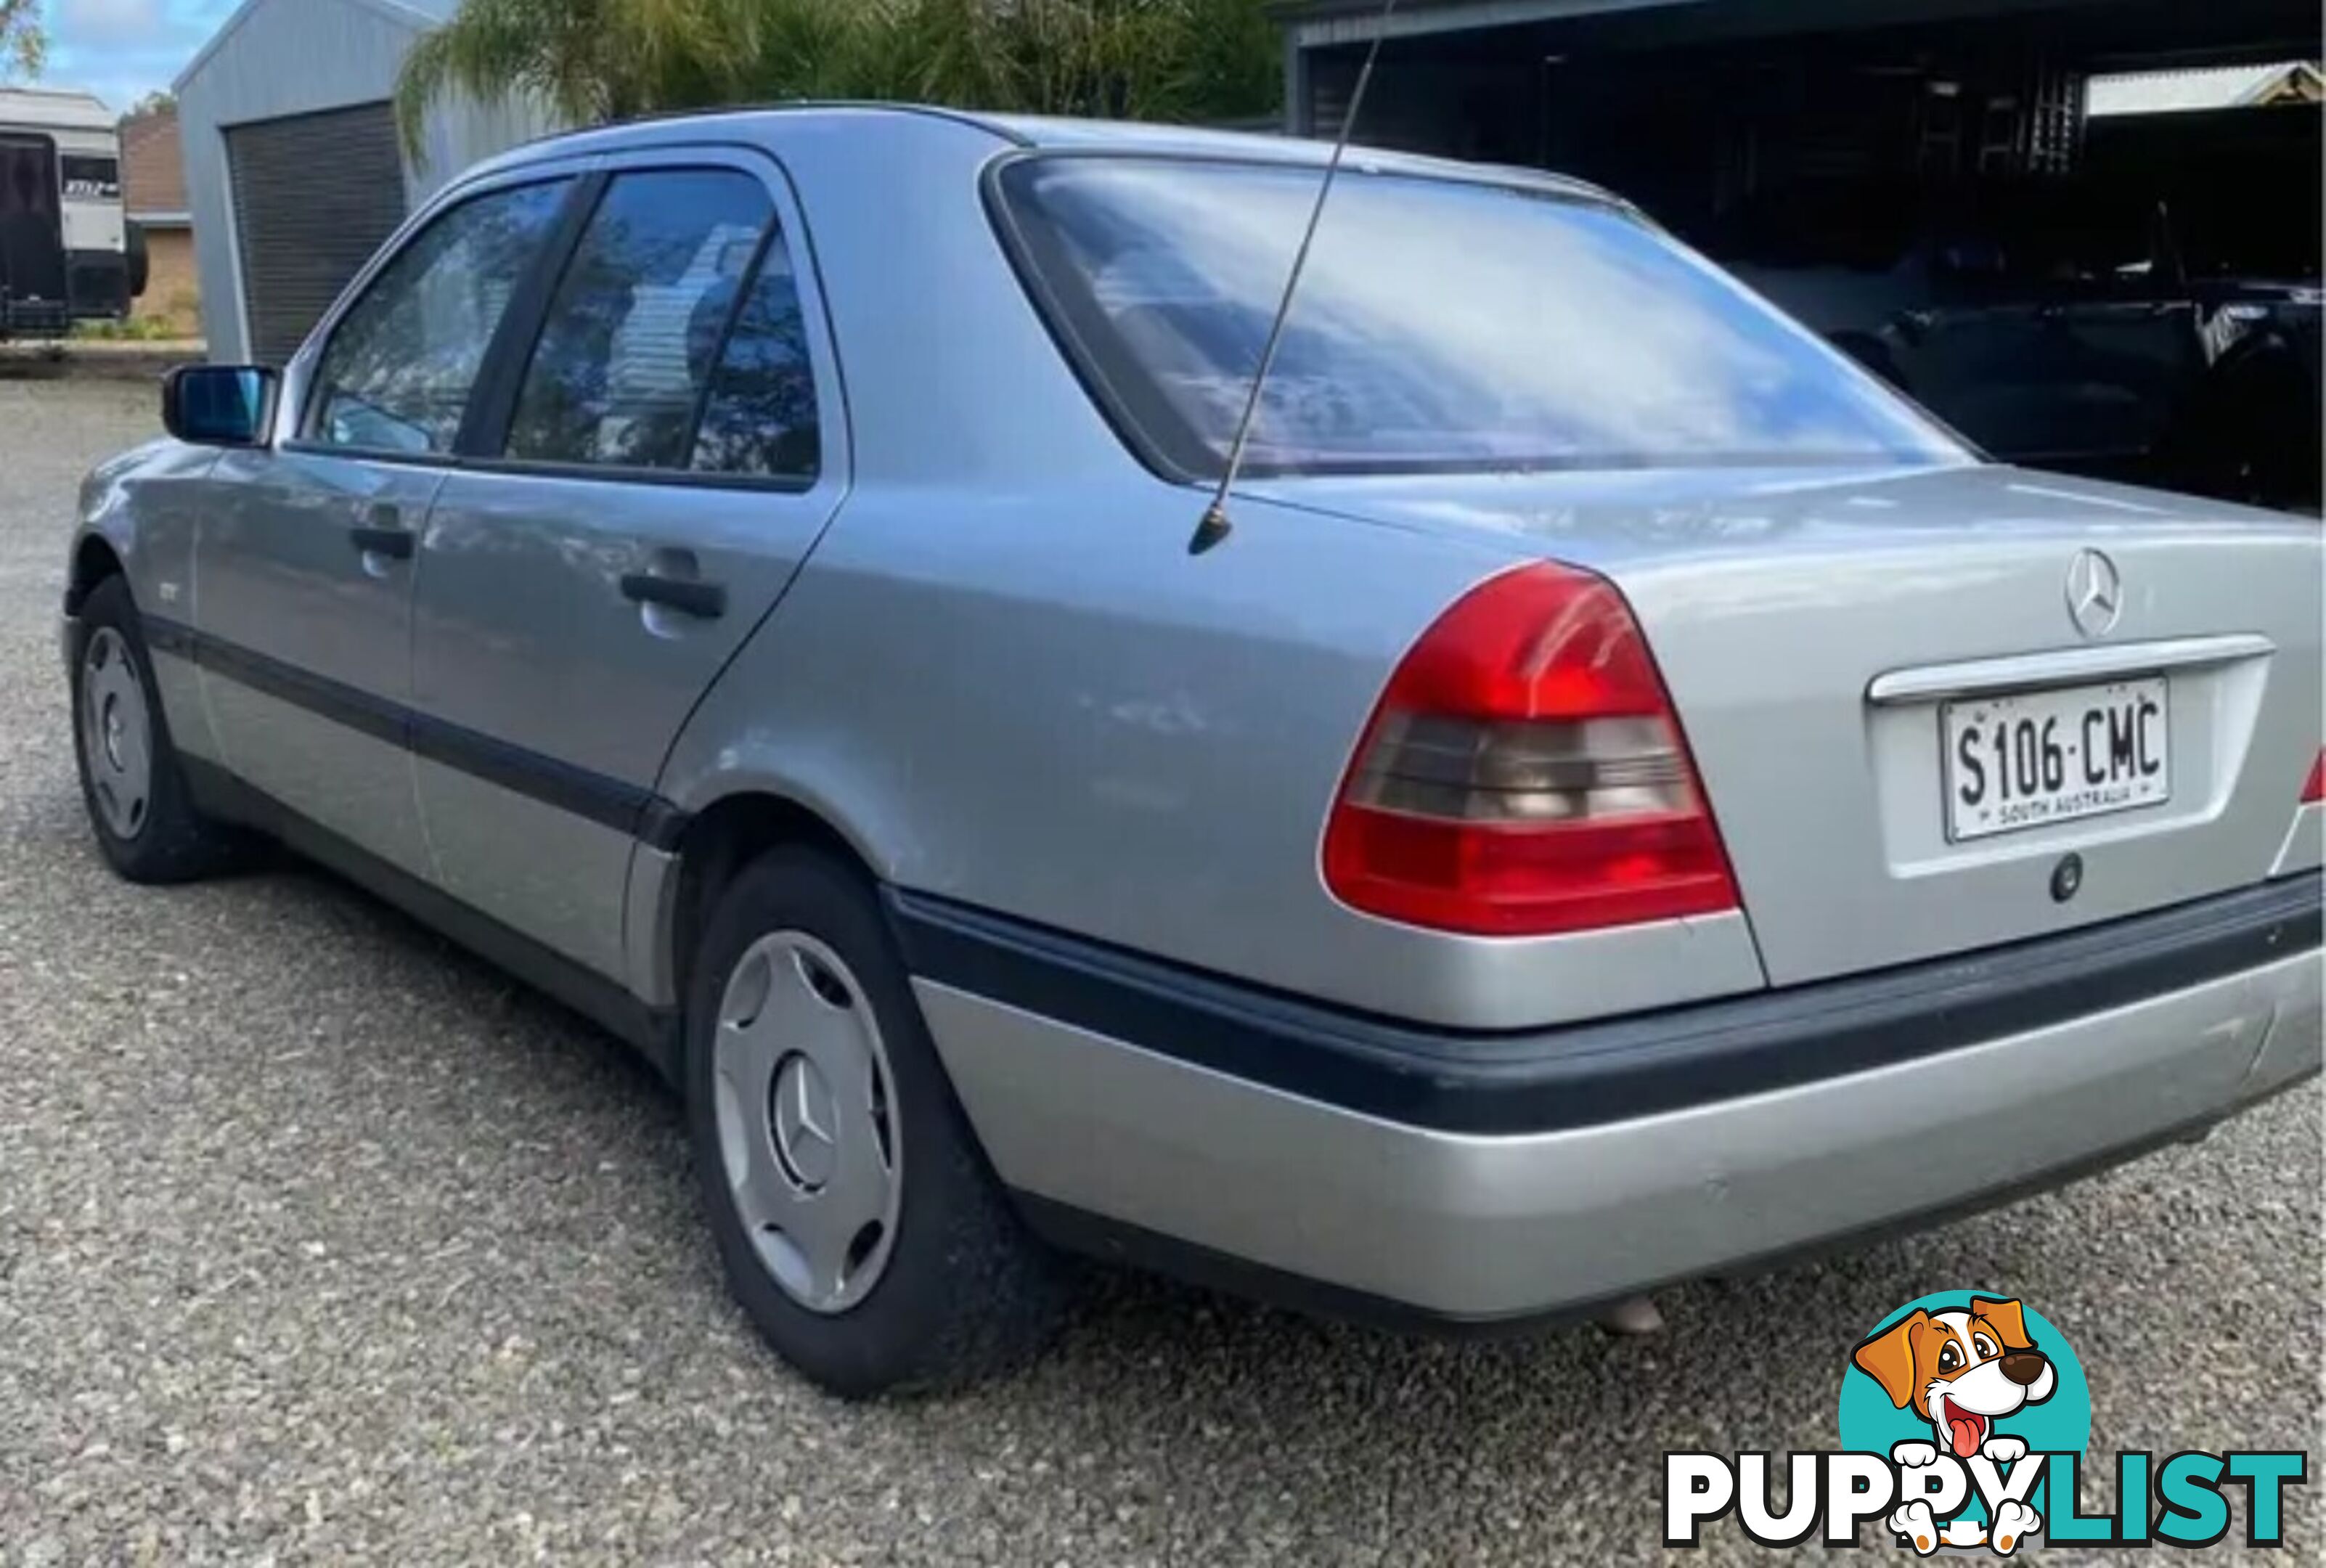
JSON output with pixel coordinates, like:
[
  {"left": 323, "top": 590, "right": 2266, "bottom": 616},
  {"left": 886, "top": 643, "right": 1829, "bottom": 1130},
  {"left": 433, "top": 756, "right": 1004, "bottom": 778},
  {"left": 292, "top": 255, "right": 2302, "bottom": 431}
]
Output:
[
  {"left": 1322, "top": 561, "right": 1739, "bottom": 936},
  {"left": 2302, "top": 749, "right": 2324, "bottom": 804}
]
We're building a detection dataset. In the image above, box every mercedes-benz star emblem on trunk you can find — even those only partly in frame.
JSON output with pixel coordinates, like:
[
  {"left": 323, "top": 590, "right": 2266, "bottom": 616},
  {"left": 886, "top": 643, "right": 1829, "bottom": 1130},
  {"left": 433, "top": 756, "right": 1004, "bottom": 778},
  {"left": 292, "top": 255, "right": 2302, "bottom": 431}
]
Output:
[{"left": 2065, "top": 549, "right": 2123, "bottom": 640}]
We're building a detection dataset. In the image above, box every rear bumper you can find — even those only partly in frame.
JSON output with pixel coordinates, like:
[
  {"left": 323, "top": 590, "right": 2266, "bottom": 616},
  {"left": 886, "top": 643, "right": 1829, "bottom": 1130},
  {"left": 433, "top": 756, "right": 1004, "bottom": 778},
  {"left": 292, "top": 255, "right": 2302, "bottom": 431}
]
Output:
[
  {"left": 897, "top": 875, "right": 2322, "bottom": 1323},
  {"left": 1, "top": 294, "right": 71, "bottom": 338}
]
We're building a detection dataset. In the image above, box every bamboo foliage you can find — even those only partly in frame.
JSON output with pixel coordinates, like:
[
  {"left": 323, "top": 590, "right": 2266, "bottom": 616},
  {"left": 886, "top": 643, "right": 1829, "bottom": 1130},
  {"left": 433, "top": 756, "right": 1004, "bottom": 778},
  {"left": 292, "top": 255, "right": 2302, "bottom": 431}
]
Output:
[{"left": 396, "top": 0, "right": 1282, "bottom": 155}]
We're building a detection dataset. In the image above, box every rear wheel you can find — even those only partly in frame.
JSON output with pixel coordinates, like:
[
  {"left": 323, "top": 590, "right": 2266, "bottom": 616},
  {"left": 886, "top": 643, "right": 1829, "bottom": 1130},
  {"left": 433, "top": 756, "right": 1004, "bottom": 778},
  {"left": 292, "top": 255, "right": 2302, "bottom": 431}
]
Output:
[
  {"left": 2165, "top": 341, "right": 2322, "bottom": 512},
  {"left": 685, "top": 846, "right": 1072, "bottom": 1396},
  {"left": 70, "top": 575, "right": 245, "bottom": 883}
]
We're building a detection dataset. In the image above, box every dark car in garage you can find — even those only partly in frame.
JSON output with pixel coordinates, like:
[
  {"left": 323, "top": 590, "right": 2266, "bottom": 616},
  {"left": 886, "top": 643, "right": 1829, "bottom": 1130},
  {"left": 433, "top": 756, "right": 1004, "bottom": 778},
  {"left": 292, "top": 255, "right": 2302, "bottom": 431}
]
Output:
[{"left": 1718, "top": 176, "right": 2321, "bottom": 512}]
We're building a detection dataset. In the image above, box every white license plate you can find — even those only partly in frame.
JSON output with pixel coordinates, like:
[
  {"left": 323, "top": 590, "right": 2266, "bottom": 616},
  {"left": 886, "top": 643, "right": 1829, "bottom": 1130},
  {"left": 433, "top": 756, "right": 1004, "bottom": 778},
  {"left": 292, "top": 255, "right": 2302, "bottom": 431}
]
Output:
[{"left": 1941, "top": 677, "right": 2170, "bottom": 843}]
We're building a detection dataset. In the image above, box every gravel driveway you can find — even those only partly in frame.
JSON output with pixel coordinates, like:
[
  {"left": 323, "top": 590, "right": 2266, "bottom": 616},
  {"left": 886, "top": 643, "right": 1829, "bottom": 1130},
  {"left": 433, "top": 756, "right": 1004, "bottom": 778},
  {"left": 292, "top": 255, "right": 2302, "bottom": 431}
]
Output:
[{"left": 1, "top": 378, "right": 2317, "bottom": 1564}]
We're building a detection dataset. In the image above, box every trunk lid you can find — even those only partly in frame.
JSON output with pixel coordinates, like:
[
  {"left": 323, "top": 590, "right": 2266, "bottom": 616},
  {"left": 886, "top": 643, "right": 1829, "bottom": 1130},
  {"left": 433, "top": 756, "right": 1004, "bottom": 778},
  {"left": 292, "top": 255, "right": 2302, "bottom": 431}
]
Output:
[{"left": 1254, "top": 461, "right": 2322, "bottom": 985}]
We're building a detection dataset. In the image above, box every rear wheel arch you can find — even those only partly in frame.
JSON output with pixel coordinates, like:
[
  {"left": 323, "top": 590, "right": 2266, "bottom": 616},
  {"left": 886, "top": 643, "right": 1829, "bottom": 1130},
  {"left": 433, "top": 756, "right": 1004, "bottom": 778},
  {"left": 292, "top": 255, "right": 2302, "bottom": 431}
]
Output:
[
  {"left": 666, "top": 791, "right": 885, "bottom": 1014},
  {"left": 2172, "top": 334, "right": 2322, "bottom": 507}
]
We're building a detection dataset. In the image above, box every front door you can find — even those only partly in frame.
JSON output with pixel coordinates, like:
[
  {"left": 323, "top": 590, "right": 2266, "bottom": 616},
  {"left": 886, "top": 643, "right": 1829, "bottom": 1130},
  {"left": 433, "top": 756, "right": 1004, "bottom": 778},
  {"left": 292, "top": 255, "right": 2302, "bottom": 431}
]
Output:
[
  {"left": 409, "top": 158, "right": 844, "bottom": 979},
  {"left": 195, "top": 174, "right": 579, "bottom": 876}
]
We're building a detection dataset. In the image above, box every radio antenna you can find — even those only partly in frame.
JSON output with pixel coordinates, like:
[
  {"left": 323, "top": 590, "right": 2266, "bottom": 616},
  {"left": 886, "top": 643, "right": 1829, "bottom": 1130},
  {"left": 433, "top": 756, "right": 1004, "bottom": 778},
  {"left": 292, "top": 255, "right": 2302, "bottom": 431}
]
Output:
[{"left": 1188, "top": 0, "right": 1397, "bottom": 555}]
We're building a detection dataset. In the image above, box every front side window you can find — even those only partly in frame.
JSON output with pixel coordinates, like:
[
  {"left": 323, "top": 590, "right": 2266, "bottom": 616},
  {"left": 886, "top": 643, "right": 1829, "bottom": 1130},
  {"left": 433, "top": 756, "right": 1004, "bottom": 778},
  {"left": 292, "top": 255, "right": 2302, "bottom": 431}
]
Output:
[
  {"left": 997, "top": 157, "right": 1967, "bottom": 477},
  {"left": 504, "top": 169, "right": 778, "bottom": 471},
  {"left": 307, "top": 179, "right": 571, "bottom": 455}
]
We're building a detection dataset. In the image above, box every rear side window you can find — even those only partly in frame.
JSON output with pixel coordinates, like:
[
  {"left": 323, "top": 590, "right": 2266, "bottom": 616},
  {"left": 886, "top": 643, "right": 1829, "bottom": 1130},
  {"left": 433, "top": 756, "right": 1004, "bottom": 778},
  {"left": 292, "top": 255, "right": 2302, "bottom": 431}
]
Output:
[
  {"left": 504, "top": 168, "right": 817, "bottom": 478},
  {"left": 688, "top": 240, "right": 820, "bottom": 482},
  {"left": 306, "top": 179, "right": 571, "bottom": 455},
  {"left": 995, "top": 156, "right": 1964, "bottom": 478}
]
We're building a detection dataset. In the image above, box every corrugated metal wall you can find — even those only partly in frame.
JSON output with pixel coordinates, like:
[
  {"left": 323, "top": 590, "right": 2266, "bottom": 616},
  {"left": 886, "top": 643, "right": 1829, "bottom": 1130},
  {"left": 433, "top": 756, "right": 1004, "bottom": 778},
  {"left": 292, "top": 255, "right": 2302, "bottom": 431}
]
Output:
[
  {"left": 227, "top": 103, "right": 405, "bottom": 367},
  {"left": 176, "top": 0, "right": 560, "bottom": 363}
]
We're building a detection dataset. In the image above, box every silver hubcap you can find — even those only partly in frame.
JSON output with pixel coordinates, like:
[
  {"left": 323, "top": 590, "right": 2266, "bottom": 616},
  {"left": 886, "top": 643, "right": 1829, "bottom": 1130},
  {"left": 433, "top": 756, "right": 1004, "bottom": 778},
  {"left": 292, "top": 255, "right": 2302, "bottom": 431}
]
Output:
[
  {"left": 80, "top": 627, "right": 152, "bottom": 841},
  {"left": 713, "top": 932, "right": 901, "bottom": 1314}
]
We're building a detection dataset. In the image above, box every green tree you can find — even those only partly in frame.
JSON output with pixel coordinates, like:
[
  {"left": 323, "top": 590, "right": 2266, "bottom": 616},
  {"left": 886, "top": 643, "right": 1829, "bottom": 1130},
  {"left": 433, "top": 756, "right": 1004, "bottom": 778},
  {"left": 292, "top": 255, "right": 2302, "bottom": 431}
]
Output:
[
  {"left": 1, "top": 0, "right": 46, "bottom": 83},
  {"left": 397, "top": 0, "right": 1281, "bottom": 155}
]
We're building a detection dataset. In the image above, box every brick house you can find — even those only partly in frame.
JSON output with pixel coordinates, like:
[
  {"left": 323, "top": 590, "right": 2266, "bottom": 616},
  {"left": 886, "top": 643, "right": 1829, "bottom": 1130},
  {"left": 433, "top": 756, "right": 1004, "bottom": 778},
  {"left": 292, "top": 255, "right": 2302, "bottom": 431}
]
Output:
[{"left": 121, "top": 107, "right": 200, "bottom": 337}]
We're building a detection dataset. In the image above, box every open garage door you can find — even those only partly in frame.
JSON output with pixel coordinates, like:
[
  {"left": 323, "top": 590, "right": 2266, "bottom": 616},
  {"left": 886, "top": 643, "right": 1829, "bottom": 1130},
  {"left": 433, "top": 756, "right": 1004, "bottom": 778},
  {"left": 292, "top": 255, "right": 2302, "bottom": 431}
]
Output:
[{"left": 227, "top": 102, "right": 405, "bottom": 367}]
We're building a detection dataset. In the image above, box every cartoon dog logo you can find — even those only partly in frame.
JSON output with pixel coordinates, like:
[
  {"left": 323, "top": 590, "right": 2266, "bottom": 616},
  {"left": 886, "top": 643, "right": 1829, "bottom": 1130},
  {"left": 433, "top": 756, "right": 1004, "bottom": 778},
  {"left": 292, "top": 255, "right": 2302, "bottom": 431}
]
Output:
[{"left": 1853, "top": 1297, "right": 2056, "bottom": 1554}]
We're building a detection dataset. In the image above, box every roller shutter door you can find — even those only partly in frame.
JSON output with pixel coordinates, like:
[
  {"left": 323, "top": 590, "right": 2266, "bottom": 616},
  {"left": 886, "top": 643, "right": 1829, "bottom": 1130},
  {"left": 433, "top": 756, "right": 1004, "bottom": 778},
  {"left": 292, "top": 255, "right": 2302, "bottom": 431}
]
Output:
[{"left": 227, "top": 102, "right": 405, "bottom": 367}]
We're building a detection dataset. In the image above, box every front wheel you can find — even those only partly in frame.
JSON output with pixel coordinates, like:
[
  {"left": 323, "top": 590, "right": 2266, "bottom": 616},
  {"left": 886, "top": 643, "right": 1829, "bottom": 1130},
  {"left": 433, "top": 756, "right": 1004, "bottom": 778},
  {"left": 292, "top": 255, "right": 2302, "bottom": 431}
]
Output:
[
  {"left": 70, "top": 575, "right": 245, "bottom": 883},
  {"left": 685, "top": 846, "right": 1072, "bottom": 1397}
]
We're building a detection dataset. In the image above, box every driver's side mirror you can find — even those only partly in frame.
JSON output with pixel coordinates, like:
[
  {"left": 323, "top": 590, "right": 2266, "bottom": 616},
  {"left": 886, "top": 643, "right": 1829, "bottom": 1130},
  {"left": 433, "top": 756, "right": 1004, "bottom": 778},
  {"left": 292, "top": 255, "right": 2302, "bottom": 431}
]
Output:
[{"left": 162, "top": 364, "right": 279, "bottom": 447}]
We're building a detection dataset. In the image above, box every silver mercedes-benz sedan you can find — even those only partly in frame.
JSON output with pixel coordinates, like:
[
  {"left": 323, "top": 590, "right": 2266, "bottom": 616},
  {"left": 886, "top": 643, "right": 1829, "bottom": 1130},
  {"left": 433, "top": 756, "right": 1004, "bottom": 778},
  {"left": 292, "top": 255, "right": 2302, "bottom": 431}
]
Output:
[{"left": 62, "top": 106, "right": 2322, "bottom": 1396}]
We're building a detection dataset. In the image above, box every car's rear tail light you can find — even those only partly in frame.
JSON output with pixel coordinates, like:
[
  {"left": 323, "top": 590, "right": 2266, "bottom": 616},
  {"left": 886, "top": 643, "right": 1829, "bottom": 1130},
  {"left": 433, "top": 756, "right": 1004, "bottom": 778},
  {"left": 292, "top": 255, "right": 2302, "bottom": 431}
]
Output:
[
  {"left": 2302, "top": 748, "right": 2324, "bottom": 804},
  {"left": 1322, "top": 561, "right": 1739, "bottom": 936}
]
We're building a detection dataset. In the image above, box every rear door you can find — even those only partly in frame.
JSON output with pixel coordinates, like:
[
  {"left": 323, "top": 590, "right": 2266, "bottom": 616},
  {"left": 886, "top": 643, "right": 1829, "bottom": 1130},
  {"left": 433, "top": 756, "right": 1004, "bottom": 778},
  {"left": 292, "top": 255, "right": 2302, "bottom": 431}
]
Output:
[
  {"left": 410, "top": 152, "right": 844, "bottom": 979},
  {"left": 1888, "top": 235, "right": 2203, "bottom": 472},
  {"left": 0, "top": 134, "right": 65, "bottom": 320},
  {"left": 196, "top": 172, "right": 579, "bottom": 877}
]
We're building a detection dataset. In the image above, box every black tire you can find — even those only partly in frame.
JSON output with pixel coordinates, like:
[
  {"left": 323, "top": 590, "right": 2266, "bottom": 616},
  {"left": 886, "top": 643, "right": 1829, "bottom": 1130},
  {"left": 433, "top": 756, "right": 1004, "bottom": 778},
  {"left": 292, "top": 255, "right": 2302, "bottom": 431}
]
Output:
[
  {"left": 2199, "top": 348, "right": 2321, "bottom": 511},
  {"left": 69, "top": 574, "right": 247, "bottom": 883},
  {"left": 685, "top": 845, "right": 1072, "bottom": 1397}
]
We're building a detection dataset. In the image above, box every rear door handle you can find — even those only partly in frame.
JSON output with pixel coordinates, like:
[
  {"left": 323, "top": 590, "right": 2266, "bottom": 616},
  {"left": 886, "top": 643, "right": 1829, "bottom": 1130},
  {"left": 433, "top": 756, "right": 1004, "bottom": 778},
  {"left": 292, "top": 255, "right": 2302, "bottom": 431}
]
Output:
[
  {"left": 620, "top": 573, "right": 726, "bottom": 619},
  {"left": 349, "top": 525, "right": 414, "bottom": 560}
]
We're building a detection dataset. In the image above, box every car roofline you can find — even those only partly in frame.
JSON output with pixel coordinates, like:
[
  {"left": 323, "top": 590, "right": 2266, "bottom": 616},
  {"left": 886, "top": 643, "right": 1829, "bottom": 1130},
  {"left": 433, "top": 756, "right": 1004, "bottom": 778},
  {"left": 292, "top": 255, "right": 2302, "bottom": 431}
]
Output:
[
  {"left": 448, "top": 100, "right": 1620, "bottom": 209},
  {"left": 982, "top": 113, "right": 1616, "bottom": 200},
  {"left": 452, "top": 100, "right": 1037, "bottom": 186}
]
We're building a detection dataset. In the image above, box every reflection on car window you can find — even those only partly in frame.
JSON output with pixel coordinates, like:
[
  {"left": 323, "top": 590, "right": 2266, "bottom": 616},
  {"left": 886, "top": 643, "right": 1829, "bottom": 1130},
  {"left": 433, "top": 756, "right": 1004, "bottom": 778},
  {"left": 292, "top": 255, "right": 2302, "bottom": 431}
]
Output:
[
  {"left": 690, "top": 232, "right": 820, "bottom": 481},
  {"left": 309, "top": 180, "right": 570, "bottom": 454},
  {"left": 505, "top": 170, "right": 772, "bottom": 470},
  {"left": 1000, "top": 158, "right": 1967, "bottom": 476}
]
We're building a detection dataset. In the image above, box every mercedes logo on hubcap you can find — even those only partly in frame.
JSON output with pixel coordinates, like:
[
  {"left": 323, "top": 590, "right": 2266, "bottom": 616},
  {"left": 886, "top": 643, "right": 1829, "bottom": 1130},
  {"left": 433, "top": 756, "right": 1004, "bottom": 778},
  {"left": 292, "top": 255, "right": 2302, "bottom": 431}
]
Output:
[
  {"left": 770, "top": 1053, "right": 838, "bottom": 1191},
  {"left": 2065, "top": 549, "right": 2123, "bottom": 640}
]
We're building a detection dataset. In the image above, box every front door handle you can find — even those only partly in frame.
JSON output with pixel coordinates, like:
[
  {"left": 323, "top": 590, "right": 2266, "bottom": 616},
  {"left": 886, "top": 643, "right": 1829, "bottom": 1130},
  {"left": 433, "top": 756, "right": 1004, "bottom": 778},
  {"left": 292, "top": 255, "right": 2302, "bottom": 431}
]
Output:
[
  {"left": 349, "top": 525, "right": 414, "bottom": 560},
  {"left": 621, "top": 573, "right": 726, "bottom": 619}
]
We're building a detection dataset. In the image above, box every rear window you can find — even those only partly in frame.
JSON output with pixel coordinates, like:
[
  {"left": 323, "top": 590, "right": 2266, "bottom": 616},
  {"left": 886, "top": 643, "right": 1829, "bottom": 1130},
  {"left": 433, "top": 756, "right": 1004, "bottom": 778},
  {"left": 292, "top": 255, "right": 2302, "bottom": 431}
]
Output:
[
  {"left": 60, "top": 155, "right": 121, "bottom": 201},
  {"left": 994, "top": 156, "right": 1965, "bottom": 478}
]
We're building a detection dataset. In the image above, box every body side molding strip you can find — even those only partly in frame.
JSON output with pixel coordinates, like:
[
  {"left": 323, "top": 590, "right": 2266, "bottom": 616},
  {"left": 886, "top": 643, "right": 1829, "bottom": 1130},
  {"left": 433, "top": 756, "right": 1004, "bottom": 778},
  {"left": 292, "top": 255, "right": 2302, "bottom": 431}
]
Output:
[{"left": 147, "top": 613, "right": 693, "bottom": 844}]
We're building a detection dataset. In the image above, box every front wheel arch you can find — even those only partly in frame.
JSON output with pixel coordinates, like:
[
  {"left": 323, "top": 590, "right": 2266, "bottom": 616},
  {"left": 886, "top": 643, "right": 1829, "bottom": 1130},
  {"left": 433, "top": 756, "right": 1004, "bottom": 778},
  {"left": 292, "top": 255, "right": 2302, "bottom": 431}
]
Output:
[{"left": 65, "top": 534, "right": 126, "bottom": 616}]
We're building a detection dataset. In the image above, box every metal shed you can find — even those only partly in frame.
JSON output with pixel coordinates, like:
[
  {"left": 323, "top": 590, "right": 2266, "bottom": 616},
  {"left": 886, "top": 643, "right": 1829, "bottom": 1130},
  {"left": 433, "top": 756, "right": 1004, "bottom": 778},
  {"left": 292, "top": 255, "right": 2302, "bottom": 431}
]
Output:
[{"left": 174, "top": 0, "right": 557, "bottom": 364}]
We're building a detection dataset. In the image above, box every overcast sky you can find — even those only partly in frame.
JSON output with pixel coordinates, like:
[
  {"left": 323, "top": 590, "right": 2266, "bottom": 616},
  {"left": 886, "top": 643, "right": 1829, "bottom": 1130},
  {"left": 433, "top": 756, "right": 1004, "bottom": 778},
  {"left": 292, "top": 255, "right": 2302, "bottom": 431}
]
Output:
[{"left": 42, "top": 0, "right": 239, "bottom": 114}]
